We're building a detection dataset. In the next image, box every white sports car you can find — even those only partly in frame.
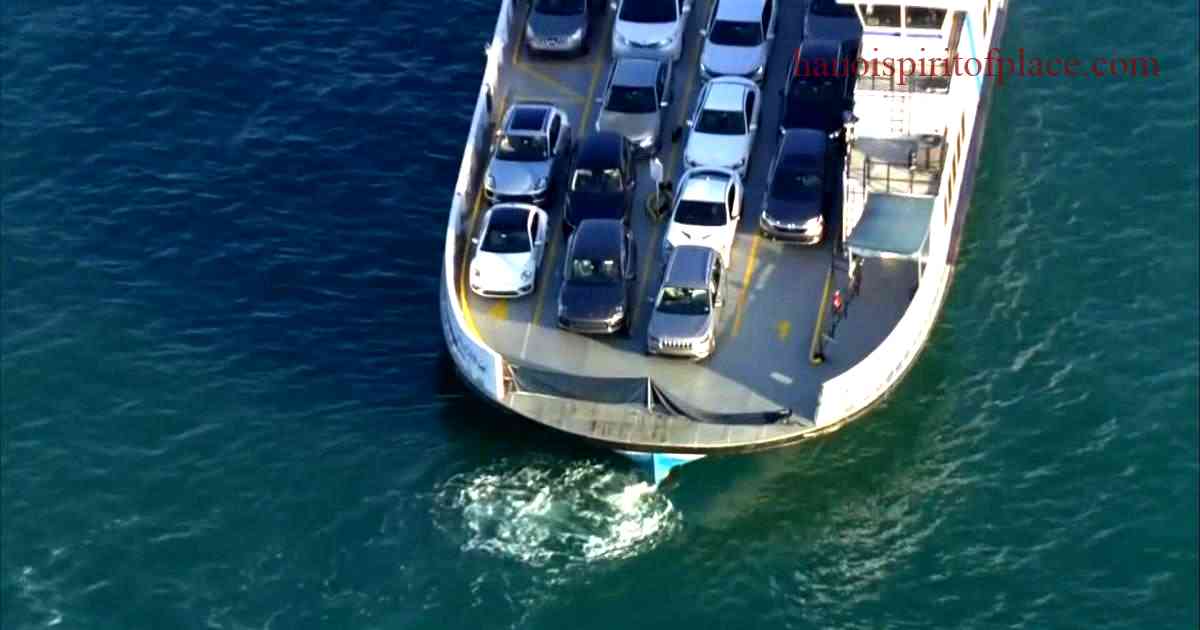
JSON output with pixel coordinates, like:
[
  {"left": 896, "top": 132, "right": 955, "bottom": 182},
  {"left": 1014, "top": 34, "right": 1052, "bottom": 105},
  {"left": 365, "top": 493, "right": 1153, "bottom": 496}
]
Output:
[
  {"left": 661, "top": 167, "right": 743, "bottom": 269},
  {"left": 469, "top": 203, "right": 550, "bottom": 298},
  {"left": 683, "top": 76, "right": 762, "bottom": 177}
]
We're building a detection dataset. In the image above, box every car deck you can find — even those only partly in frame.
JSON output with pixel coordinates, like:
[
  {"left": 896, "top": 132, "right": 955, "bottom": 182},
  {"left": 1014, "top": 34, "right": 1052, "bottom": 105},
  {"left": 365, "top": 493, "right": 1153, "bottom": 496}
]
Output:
[{"left": 459, "top": 0, "right": 915, "bottom": 447}]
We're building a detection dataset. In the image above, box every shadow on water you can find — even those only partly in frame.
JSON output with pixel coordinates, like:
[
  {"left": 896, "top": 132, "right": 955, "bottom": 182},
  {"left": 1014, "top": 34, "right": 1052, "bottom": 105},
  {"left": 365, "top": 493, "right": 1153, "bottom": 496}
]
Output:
[{"left": 664, "top": 338, "right": 959, "bottom": 526}]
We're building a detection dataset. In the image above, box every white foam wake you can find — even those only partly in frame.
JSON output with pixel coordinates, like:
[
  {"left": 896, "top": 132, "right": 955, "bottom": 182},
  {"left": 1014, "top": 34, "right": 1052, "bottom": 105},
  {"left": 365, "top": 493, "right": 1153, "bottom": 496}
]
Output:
[{"left": 433, "top": 458, "right": 678, "bottom": 567}]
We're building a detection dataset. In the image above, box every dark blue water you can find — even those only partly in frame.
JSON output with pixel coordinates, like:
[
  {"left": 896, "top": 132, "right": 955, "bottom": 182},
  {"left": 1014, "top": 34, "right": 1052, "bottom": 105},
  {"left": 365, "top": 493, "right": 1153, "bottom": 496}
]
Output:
[{"left": 3, "top": 1, "right": 1197, "bottom": 628}]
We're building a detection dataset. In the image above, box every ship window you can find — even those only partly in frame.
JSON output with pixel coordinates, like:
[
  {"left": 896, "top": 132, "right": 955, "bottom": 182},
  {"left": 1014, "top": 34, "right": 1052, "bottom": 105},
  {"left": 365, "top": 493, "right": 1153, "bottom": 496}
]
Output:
[
  {"left": 905, "top": 7, "right": 946, "bottom": 30},
  {"left": 860, "top": 4, "right": 900, "bottom": 27}
]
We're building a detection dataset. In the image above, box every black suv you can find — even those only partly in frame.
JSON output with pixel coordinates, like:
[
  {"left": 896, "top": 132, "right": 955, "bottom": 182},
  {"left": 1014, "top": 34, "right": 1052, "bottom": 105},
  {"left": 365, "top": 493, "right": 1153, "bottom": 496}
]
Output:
[
  {"left": 779, "top": 38, "right": 853, "bottom": 137},
  {"left": 563, "top": 131, "right": 636, "bottom": 235},
  {"left": 556, "top": 219, "right": 637, "bottom": 335}
]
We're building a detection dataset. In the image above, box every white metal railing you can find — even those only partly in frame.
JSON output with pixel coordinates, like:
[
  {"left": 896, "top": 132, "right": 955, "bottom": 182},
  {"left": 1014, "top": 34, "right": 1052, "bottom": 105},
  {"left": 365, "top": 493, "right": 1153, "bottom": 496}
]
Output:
[
  {"left": 438, "top": 0, "right": 516, "bottom": 400},
  {"left": 814, "top": 0, "right": 1001, "bottom": 424}
]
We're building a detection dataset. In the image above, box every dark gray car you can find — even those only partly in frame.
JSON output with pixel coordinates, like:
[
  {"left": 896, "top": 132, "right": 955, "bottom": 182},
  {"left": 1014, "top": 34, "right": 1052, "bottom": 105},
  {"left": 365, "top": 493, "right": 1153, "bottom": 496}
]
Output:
[
  {"left": 759, "top": 129, "right": 830, "bottom": 244},
  {"left": 557, "top": 219, "right": 637, "bottom": 335},
  {"left": 525, "top": 0, "right": 596, "bottom": 56},
  {"left": 646, "top": 245, "right": 724, "bottom": 359}
]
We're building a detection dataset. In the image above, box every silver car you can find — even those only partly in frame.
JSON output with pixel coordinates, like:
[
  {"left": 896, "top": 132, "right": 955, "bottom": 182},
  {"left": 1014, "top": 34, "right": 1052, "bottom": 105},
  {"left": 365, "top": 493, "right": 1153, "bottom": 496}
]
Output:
[
  {"left": 611, "top": 0, "right": 691, "bottom": 61},
  {"left": 699, "top": 0, "right": 776, "bottom": 81},
  {"left": 683, "top": 77, "right": 761, "bottom": 177},
  {"left": 485, "top": 102, "right": 573, "bottom": 206},
  {"left": 646, "top": 245, "right": 725, "bottom": 359},
  {"left": 525, "top": 0, "right": 594, "bottom": 56},
  {"left": 595, "top": 58, "right": 673, "bottom": 157}
]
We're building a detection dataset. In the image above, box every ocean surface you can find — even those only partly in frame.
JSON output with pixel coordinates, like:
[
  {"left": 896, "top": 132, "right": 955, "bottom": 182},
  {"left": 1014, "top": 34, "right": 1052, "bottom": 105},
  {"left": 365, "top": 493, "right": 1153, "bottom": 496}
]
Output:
[{"left": 3, "top": 0, "right": 1197, "bottom": 628}]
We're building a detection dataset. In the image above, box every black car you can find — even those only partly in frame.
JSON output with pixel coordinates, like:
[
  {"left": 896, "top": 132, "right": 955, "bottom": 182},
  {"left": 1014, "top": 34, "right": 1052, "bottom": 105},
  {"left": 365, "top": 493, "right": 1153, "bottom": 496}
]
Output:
[
  {"left": 563, "top": 131, "right": 636, "bottom": 234},
  {"left": 759, "top": 129, "right": 832, "bottom": 244},
  {"left": 803, "top": 0, "right": 860, "bottom": 42},
  {"left": 556, "top": 219, "right": 637, "bottom": 334},
  {"left": 779, "top": 38, "right": 853, "bottom": 137}
]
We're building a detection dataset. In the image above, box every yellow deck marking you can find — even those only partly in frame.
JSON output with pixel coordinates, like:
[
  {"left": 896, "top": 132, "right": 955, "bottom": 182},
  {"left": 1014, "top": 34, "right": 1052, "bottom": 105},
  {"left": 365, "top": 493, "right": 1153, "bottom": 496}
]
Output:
[
  {"left": 511, "top": 5, "right": 527, "bottom": 66},
  {"left": 487, "top": 298, "right": 510, "bottom": 320},
  {"left": 511, "top": 1, "right": 586, "bottom": 102},
  {"left": 521, "top": 67, "right": 587, "bottom": 102},
  {"left": 730, "top": 231, "right": 761, "bottom": 337},
  {"left": 530, "top": 45, "right": 606, "bottom": 327},
  {"left": 808, "top": 265, "right": 834, "bottom": 365},
  {"left": 776, "top": 319, "right": 791, "bottom": 341},
  {"left": 634, "top": 43, "right": 704, "bottom": 316},
  {"left": 458, "top": 184, "right": 487, "bottom": 338},
  {"left": 458, "top": 92, "right": 508, "bottom": 338}
]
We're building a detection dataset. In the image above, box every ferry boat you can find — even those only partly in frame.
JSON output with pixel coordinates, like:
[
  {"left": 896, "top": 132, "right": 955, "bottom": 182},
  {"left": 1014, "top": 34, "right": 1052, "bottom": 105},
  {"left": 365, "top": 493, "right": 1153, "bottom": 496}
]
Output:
[{"left": 440, "top": 0, "right": 1009, "bottom": 483}]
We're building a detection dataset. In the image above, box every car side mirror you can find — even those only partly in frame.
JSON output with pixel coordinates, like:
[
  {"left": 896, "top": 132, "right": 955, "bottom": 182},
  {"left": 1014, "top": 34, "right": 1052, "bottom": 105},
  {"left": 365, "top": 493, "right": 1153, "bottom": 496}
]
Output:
[
  {"left": 698, "top": 28, "right": 707, "bottom": 36},
  {"left": 610, "top": 1, "right": 617, "bottom": 9},
  {"left": 471, "top": 237, "right": 480, "bottom": 244},
  {"left": 682, "top": 5, "right": 690, "bottom": 13},
  {"left": 595, "top": 97, "right": 605, "bottom": 105},
  {"left": 660, "top": 99, "right": 669, "bottom": 108},
  {"left": 685, "top": 119, "right": 693, "bottom": 128},
  {"left": 749, "top": 123, "right": 757, "bottom": 132}
]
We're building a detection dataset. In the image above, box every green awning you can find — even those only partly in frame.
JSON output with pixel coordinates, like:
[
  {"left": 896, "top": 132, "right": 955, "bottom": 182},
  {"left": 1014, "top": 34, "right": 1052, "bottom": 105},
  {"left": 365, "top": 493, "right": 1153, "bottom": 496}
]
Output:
[{"left": 846, "top": 193, "right": 934, "bottom": 260}]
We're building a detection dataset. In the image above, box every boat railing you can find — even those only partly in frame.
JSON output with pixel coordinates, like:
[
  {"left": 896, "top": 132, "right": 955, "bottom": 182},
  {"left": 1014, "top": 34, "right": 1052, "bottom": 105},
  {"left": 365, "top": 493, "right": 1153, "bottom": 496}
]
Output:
[{"left": 439, "top": 0, "right": 519, "bottom": 401}]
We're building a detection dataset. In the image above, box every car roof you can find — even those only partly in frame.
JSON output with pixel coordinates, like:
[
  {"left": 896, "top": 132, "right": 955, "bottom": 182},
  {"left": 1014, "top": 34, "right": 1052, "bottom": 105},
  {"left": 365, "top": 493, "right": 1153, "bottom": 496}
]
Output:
[
  {"left": 486, "top": 205, "right": 533, "bottom": 231},
  {"left": 799, "top": 38, "right": 841, "bottom": 63},
  {"left": 576, "top": 132, "right": 624, "bottom": 168},
  {"left": 702, "top": 80, "right": 748, "bottom": 112},
  {"left": 715, "top": 0, "right": 765, "bottom": 22},
  {"left": 781, "top": 128, "right": 828, "bottom": 159},
  {"left": 612, "top": 57, "right": 660, "bottom": 87},
  {"left": 571, "top": 220, "right": 624, "bottom": 258},
  {"left": 663, "top": 246, "right": 717, "bottom": 289},
  {"left": 679, "top": 170, "right": 730, "bottom": 202},
  {"left": 507, "top": 104, "right": 551, "bottom": 133}
]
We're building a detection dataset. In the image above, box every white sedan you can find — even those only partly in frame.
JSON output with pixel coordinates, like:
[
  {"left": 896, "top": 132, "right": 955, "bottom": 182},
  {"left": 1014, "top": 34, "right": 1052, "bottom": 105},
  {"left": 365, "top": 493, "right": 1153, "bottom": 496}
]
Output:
[
  {"left": 661, "top": 167, "right": 744, "bottom": 269},
  {"left": 469, "top": 203, "right": 549, "bottom": 298},
  {"left": 683, "top": 76, "right": 762, "bottom": 177},
  {"left": 612, "top": 0, "right": 692, "bottom": 61}
]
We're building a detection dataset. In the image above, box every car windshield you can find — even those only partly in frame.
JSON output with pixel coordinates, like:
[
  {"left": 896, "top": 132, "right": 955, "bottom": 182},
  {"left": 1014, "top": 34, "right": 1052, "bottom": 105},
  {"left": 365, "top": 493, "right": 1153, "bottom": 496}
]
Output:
[
  {"left": 572, "top": 168, "right": 624, "bottom": 193},
  {"left": 674, "top": 199, "right": 726, "bottom": 226},
  {"left": 619, "top": 0, "right": 676, "bottom": 23},
  {"left": 770, "top": 165, "right": 821, "bottom": 201},
  {"left": 696, "top": 108, "right": 746, "bottom": 135},
  {"left": 569, "top": 257, "right": 621, "bottom": 284},
  {"left": 606, "top": 85, "right": 658, "bottom": 114},
  {"left": 481, "top": 223, "right": 531, "bottom": 254},
  {"left": 535, "top": 0, "right": 586, "bottom": 15},
  {"left": 709, "top": 20, "right": 762, "bottom": 46},
  {"left": 496, "top": 133, "right": 548, "bottom": 161},
  {"left": 657, "top": 286, "right": 710, "bottom": 315}
]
